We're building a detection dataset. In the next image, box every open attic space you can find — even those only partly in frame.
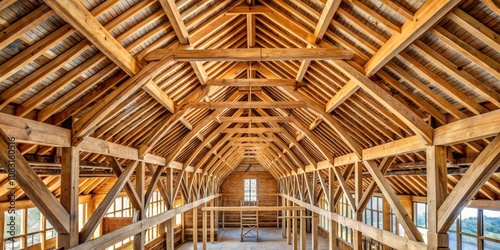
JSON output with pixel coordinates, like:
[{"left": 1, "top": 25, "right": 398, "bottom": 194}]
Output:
[{"left": 0, "top": 0, "right": 499, "bottom": 249}]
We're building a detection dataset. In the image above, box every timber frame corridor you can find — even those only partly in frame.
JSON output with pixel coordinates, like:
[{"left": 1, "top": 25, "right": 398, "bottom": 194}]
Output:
[{"left": 0, "top": 0, "right": 500, "bottom": 250}]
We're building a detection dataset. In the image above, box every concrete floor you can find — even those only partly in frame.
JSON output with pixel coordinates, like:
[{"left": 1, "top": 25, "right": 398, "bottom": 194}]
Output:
[{"left": 177, "top": 227, "right": 329, "bottom": 250}]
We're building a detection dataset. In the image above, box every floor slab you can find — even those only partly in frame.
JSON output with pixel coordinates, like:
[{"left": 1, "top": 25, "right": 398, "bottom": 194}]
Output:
[{"left": 177, "top": 227, "right": 329, "bottom": 250}]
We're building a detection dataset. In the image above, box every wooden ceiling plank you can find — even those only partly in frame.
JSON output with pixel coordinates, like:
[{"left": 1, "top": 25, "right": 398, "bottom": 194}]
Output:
[
  {"left": 72, "top": 55, "right": 173, "bottom": 145},
  {"left": 282, "top": 86, "right": 363, "bottom": 158},
  {"left": 412, "top": 41, "right": 500, "bottom": 108},
  {"left": 432, "top": 26, "right": 500, "bottom": 80},
  {"left": 480, "top": 0, "right": 500, "bottom": 15},
  {"left": 364, "top": 0, "right": 461, "bottom": 76},
  {"left": 385, "top": 62, "right": 466, "bottom": 120},
  {"left": 447, "top": 9, "right": 500, "bottom": 53},
  {"left": 348, "top": 0, "right": 401, "bottom": 34},
  {"left": 137, "top": 86, "right": 209, "bottom": 157},
  {"left": 376, "top": 70, "right": 447, "bottom": 124},
  {"left": 0, "top": 25, "right": 75, "bottom": 108},
  {"left": 32, "top": 2, "right": 166, "bottom": 121},
  {"left": 377, "top": 0, "right": 414, "bottom": 20},
  {"left": 0, "top": 5, "right": 54, "bottom": 49},
  {"left": 44, "top": 0, "right": 140, "bottom": 76},
  {"left": 15, "top": 53, "right": 104, "bottom": 117},
  {"left": 37, "top": 63, "right": 119, "bottom": 122},
  {"left": 332, "top": 60, "right": 433, "bottom": 144},
  {"left": 398, "top": 52, "right": 489, "bottom": 115}
]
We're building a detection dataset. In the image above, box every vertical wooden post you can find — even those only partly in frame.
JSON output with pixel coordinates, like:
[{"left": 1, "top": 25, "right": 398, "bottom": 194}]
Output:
[
  {"left": 354, "top": 161, "right": 363, "bottom": 249},
  {"left": 166, "top": 219, "right": 175, "bottom": 250},
  {"left": 221, "top": 196, "right": 225, "bottom": 231},
  {"left": 134, "top": 161, "right": 145, "bottom": 250},
  {"left": 202, "top": 209, "right": 207, "bottom": 250},
  {"left": 301, "top": 210, "right": 306, "bottom": 250},
  {"left": 328, "top": 167, "right": 337, "bottom": 250},
  {"left": 287, "top": 199, "right": 292, "bottom": 245},
  {"left": 312, "top": 212, "right": 319, "bottom": 250},
  {"left": 427, "top": 145, "right": 449, "bottom": 249},
  {"left": 382, "top": 197, "right": 391, "bottom": 250},
  {"left": 166, "top": 168, "right": 175, "bottom": 250},
  {"left": 210, "top": 199, "right": 214, "bottom": 243},
  {"left": 282, "top": 196, "right": 286, "bottom": 238},
  {"left": 193, "top": 207, "right": 198, "bottom": 250},
  {"left": 58, "top": 147, "right": 79, "bottom": 248},
  {"left": 181, "top": 211, "right": 185, "bottom": 243},
  {"left": 277, "top": 196, "right": 280, "bottom": 229},
  {"left": 214, "top": 196, "right": 219, "bottom": 237},
  {"left": 293, "top": 208, "right": 298, "bottom": 250}
]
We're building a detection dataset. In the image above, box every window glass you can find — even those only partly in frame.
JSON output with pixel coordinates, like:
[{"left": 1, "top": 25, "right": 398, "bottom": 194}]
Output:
[
  {"left": 244, "top": 179, "right": 257, "bottom": 202},
  {"left": 461, "top": 235, "right": 477, "bottom": 250},
  {"left": 415, "top": 202, "right": 427, "bottom": 228},
  {"left": 46, "top": 229, "right": 56, "bottom": 240},
  {"left": 123, "top": 197, "right": 129, "bottom": 208},
  {"left": 26, "top": 233, "right": 41, "bottom": 246},
  {"left": 483, "top": 209, "right": 500, "bottom": 240},
  {"left": 27, "top": 208, "right": 42, "bottom": 234},
  {"left": 484, "top": 240, "right": 500, "bottom": 250},
  {"left": 448, "top": 219, "right": 458, "bottom": 250},
  {"left": 448, "top": 231, "right": 457, "bottom": 250},
  {"left": 4, "top": 210, "right": 23, "bottom": 237},
  {"left": 4, "top": 237, "right": 22, "bottom": 250},
  {"left": 46, "top": 219, "right": 57, "bottom": 239},
  {"left": 363, "top": 197, "right": 382, "bottom": 229},
  {"left": 115, "top": 198, "right": 122, "bottom": 211},
  {"left": 461, "top": 207, "right": 478, "bottom": 235}
]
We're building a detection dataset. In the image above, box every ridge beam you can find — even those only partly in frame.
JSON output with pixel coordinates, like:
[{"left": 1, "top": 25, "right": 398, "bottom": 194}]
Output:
[{"left": 144, "top": 48, "right": 353, "bottom": 61}]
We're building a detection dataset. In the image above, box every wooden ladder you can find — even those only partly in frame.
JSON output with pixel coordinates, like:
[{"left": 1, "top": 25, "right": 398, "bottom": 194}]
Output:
[{"left": 240, "top": 200, "right": 259, "bottom": 242}]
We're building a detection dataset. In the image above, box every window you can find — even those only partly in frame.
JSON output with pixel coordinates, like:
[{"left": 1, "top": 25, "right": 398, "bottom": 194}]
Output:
[
  {"left": 106, "top": 196, "right": 132, "bottom": 218},
  {"left": 105, "top": 196, "right": 133, "bottom": 250},
  {"left": 482, "top": 209, "right": 500, "bottom": 249},
  {"left": 318, "top": 197, "right": 329, "bottom": 231},
  {"left": 3, "top": 204, "right": 87, "bottom": 250},
  {"left": 3, "top": 209, "right": 23, "bottom": 250},
  {"left": 337, "top": 194, "right": 354, "bottom": 244},
  {"left": 363, "top": 196, "right": 383, "bottom": 229},
  {"left": 146, "top": 191, "right": 166, "bottom": 243},
  {"left": 414, "top": 202, "right": 428, "bottom": 242},
  {"left": 174, "top": 198, "right": 183, "bottom": 227},
  {"left": 26, "top": 208, "right": 42, "bottom": 247},
  {"left": 448, "top": 207, "right": 500, "bottom": 250},
  {"left": 390, "top": 208, "right": 405, "bottom": 237},
  {"left": 244, "top": 179, "right": 257, "bottom": 202}
]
